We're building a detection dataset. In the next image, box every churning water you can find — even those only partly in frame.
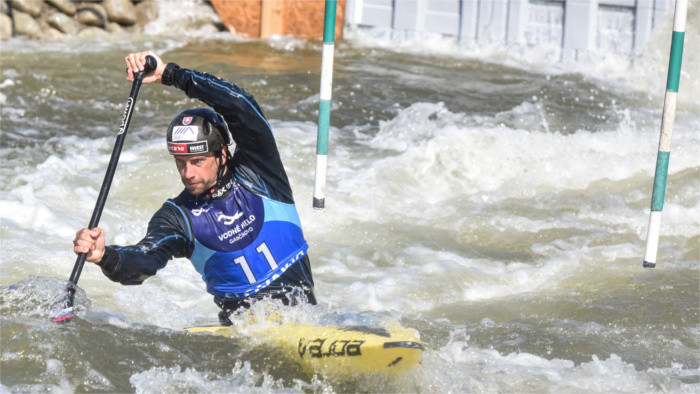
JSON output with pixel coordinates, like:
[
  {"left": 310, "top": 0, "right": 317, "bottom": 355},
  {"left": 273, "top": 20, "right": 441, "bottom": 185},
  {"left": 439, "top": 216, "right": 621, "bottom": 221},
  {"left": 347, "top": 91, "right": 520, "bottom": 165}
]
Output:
[{"left": 1, "top": 2, "right": 698, "bottom": 392}]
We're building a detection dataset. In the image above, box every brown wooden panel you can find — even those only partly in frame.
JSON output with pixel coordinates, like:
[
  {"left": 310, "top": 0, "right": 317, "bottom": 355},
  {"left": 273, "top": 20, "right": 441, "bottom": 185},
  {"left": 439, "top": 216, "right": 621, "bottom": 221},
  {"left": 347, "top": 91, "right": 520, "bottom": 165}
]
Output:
[{"left": 210, "top": 0, "right": 345, "bottom": 39}]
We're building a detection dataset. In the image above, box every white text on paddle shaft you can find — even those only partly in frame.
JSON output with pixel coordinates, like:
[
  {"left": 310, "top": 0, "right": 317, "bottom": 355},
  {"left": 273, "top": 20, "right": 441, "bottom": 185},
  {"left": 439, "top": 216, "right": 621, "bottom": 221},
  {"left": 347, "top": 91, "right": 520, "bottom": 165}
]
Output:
[
  {"left": 118, "top": 98, "right": 134, "bottom": 135},
  {"left": 218, "top": 215, "right": 256, "bottom": 243}
]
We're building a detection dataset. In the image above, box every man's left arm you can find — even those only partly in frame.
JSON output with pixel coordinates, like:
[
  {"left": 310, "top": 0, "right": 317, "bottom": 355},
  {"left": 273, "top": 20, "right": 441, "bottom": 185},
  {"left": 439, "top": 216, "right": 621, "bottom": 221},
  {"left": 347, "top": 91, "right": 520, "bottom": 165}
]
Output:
[{"left": 161, "top": 63, "right": 295, "bottom": 202}]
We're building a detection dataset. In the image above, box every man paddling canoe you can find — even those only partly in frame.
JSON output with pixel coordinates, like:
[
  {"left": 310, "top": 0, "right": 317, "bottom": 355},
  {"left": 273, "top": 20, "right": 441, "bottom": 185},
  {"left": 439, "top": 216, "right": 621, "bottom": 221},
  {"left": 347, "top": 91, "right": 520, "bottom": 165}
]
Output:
[{"left": 73, "top": 51, "right": 316, "bottom": 324}]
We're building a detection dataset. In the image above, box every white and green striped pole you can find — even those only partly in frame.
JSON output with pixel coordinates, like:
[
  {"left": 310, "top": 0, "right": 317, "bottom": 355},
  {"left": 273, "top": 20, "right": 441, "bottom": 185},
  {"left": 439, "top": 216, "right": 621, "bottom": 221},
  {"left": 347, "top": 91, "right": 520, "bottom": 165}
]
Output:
[
  {"left": 643, "top": 0, "right": 688, "bottom": 268},
  {"left": 313, "top": 0, "right": 337, "bottom": 209}
]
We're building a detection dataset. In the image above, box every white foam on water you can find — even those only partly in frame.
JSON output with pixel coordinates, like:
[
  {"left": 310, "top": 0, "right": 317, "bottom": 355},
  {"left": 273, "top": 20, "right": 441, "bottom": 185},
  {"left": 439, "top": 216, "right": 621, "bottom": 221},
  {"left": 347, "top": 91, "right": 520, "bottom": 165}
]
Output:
[
  {"left": 421, "top": 337, "right": 700, "bottom": 392},
  {"left": 0, "top": 77, "right": 15, "bottom": 105},
  {"left": 259, "top": 97, "right": 700, "bottom": 317},
  {"left": 108, "top": 258, "right": 216, "bottom": 328},
  {"left": 360, "top": 102, "right": 697, "bottom": 202},
  {"left": 129, "top": 362, "right": 310, "bottom": 393}
]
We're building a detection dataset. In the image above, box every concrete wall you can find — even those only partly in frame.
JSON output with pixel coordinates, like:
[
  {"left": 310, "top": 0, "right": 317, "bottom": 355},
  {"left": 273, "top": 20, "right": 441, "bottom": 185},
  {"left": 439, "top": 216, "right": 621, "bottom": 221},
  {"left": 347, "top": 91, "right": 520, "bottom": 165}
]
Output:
[{"left": 344, "top": 0, "right": 673, "bottom": 59}]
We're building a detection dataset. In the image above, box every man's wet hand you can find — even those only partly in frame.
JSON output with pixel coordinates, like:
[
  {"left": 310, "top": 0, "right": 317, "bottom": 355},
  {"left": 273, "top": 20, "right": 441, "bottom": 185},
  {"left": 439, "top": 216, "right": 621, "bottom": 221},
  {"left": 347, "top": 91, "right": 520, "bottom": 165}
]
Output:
[{"left": 73, "top": 227, "right": 105, "bottom": 263}]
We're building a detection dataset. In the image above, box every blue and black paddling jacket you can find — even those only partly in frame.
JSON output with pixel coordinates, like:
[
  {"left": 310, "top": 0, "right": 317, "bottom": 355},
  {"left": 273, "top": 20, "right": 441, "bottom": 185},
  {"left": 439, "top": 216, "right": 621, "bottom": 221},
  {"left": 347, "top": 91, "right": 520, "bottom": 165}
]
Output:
[{"left": 97, "top": 63, "right": 315, "bottom": 305}]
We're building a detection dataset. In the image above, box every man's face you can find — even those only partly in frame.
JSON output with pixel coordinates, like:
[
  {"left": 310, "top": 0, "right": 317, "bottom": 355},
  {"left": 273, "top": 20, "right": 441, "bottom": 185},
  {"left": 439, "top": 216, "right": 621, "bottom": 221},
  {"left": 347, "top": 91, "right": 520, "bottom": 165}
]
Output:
[{"left": 174, "top": 152, "right": 221, "bottom": 195}]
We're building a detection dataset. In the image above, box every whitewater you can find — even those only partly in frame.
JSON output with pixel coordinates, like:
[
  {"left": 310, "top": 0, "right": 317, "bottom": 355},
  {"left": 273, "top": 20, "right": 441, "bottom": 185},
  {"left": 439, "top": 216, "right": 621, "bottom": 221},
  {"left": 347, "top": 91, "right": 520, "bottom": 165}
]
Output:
[{"left": 1, "top": 1, "right": 698, "bottom": 392}]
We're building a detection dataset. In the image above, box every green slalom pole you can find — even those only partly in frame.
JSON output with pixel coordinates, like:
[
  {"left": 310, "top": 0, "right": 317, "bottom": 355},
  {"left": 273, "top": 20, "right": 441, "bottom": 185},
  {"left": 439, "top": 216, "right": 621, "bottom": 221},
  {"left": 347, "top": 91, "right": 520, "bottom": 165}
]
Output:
[
  {"left": 643, "top": 0, "right": 688, "bottom": 268},
  {"left": 313, "top": 0, "right": 337, "bottom": 209}
]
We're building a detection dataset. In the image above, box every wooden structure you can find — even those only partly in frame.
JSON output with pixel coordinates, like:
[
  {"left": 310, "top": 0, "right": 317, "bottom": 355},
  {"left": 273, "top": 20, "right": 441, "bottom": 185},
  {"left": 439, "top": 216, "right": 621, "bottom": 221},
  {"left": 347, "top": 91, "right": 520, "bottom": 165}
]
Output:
[{"left": 210, "top": 0, "right": 346, "bottom": 39}]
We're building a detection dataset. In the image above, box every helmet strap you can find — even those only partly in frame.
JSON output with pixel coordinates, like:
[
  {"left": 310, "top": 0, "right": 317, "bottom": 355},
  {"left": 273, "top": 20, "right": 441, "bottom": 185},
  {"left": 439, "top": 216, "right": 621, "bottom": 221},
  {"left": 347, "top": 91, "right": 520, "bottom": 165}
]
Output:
[
  {"left": 204, "top": 147, "right": 232, "bottom": 201},
  {"left": 215, "top": 152, "right": 227, "bottom": 182}
]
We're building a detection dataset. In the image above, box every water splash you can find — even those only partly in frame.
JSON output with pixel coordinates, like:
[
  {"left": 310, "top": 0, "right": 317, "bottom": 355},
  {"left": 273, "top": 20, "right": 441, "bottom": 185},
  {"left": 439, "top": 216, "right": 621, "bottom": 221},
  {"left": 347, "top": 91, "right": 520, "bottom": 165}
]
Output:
[{"left": 0, "top": 276, "right": 91, "bottom": 319}]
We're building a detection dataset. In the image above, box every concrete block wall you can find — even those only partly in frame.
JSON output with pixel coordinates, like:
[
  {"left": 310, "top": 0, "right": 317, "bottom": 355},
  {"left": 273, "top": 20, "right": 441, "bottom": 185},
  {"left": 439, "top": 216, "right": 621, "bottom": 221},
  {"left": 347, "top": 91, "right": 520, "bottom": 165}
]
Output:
[{"left": 344, "top": 0, "right": 673, "bottom": 59}]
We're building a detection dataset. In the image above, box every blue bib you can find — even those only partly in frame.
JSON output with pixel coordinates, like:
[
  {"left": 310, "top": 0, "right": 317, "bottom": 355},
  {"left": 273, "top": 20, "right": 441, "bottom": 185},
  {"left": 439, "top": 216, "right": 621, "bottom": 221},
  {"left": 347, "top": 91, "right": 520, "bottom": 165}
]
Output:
[{"left": 173, "top": 180, "right": 308, "bottom": 298}]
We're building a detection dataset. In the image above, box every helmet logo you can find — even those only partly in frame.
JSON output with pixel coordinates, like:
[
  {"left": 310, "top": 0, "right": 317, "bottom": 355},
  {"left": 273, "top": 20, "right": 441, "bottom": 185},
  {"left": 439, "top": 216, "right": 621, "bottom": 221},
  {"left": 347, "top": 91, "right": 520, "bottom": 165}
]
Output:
[
  {"left": 168, "top": 141, "right": 208, "bottom": 155},
  {"left": 171, "top": 126, "right": 198, "bottom": 142},
  {"left": 182, "top": 117, "right": 193, "bottom": 125}
]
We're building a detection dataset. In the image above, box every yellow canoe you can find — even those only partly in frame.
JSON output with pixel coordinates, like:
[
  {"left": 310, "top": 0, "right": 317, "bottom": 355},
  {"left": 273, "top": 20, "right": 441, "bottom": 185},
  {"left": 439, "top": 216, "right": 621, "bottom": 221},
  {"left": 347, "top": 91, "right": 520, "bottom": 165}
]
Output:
[{"left": 186, "top": 314, "right": 424, "bottom": 376}]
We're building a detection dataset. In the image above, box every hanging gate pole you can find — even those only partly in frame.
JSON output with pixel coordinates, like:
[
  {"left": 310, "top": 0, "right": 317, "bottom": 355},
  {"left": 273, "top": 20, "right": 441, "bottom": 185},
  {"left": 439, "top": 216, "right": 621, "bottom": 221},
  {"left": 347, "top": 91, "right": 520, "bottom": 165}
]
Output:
[
  {"left": 643, "top": 0, "right": 688, "bottom": 268},
  {"left": 313, "top": 0, "right": 337, "bottom": 209}
]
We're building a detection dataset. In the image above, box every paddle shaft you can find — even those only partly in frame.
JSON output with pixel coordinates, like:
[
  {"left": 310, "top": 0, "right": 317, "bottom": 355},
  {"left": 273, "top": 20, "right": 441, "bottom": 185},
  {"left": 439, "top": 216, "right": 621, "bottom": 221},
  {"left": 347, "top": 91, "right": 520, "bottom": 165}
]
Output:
[{"left": 67, "top": 56, "right": 156, "bottom": 290}]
